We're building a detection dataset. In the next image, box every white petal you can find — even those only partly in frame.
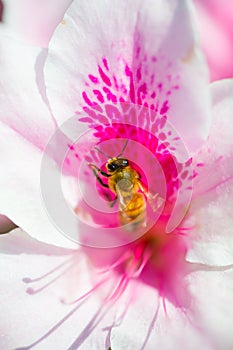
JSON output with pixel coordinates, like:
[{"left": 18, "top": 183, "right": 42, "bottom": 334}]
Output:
[{"left": 187, "top": 79, "right": 233, "bottom": 265}]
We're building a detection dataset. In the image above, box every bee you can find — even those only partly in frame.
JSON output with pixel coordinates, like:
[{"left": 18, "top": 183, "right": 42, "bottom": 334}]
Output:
[{"left": 89, "top": 140, "right": 163, "bottom": 231}]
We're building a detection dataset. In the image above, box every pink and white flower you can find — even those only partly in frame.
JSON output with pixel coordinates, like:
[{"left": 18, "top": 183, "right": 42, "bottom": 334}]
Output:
[{"left": 0, "top": 1, "right": 233, "bottom": 349}]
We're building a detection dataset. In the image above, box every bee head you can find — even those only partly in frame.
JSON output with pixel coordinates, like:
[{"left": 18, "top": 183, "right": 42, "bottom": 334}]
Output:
[{"left": 106, "top": 158, "right": 129, "bottom": 172}]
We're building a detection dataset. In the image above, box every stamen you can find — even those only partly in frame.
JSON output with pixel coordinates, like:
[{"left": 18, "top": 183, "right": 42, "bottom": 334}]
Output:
[
  {"left": 26, "top": 263, "right": 74, "bottom": 295},
  {"left": 22, "top": 258, "right": 72, "bottom": 284},
  {"left": 107, "top": 275, "right": 129, "bottom": 302},
  {"left": 188, "top": 262, "right": 233, "bottom": 273},
  {"left": 60, "top": 277, "right": 109, "bottom": 305},
  {"left": 129, "top": 248, "right": 152, "bottom": 278},
  {"left": 140, "top": 296, "right": 160, "bottom": 350},
  {"left": 97, "top": 251, "right": 131, "bottom": 274}
]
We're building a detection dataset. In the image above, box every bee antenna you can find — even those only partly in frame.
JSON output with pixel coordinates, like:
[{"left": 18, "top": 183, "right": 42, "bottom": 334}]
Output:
[
  {"left": 94, "top": 146, "right": 112, "bottom": 159},
  {"left": 117, "top": 139, "right": 129, "bottom": 157}
]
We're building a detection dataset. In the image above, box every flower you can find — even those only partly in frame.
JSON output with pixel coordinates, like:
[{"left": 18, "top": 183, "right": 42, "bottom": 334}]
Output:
[{"left": 0, "top": 1, "right": 233, "bottom": 349}]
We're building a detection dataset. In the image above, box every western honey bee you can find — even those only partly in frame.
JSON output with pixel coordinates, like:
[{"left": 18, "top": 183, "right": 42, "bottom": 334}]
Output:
[{"left": 89, "top": 140, "right": 163, "bottom": 231}]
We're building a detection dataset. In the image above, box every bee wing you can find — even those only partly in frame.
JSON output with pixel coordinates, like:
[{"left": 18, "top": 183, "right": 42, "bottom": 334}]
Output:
[
  {"left": 116, "top": 179, "right": 134, "bottom": 210},
  {"left": 138, "top": 181, "right": 164, "bottom": 212},
  {"left": 146, "top": 192, "right": 164, "bottom": 212}
]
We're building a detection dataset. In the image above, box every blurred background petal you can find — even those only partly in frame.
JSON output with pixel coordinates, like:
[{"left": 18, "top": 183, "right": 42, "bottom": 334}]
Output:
[
  {"left": 194, "top": 0, "right": 233, "bottom": 81},
  {"left": 2, "top": 0, "right": 73, "bottom": 47}
]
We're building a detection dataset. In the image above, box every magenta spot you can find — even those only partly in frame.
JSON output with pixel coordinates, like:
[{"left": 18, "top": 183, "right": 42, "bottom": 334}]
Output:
[
  {"left": 196, "top": 162, "right": 204, "bottom": 167},
  {"left": 158, "top": 83, "right": 163, "bottom": 91},
  {"left": 136, "top": 67, "right": 142, "bottom": 82},
  {"left": 190, "top": 171, "right": 198, "bottom": 179},
  {"left": 113, "top": 76, "right": 119, "bottom": 90},
  {"left": 103, "top": 87, "right": 117, "bottom": 102},
  {"left": 82, "top": 106, "right": 98, "bottom": 119},
  {"left": 181, "top": 170, "right": 188, "bottom": 179},
  {"left": 68, "top": 144, "right": 75, "bottom": 151},
  {"left": 125, "top": 65, "right": 135, "bottom": 103},
  {"left": 159, "top": 116, "right": 167, "bottom": 129},
  {"left": 91, "top": 104, "right": 104, "bottom": 113},
  {"left": 157, "top": 143, "right": 166, "bottom": 152},
  {"left": 93, "top": 89, "right": 105, "bottom": 103},
  {"left": 136, "top": 46, "right": 141, "bottom": 59},
  {"left": 75, "top": 153, "right": 80, "bottom": 159},
  {"left": 160, "top": 100, "right": 169, "bottom": 115},
  {"left": 150, "top": 75, "right": 155, "bottom": 85},
  {"left": 102, "top": 57, "right": 109, "bottom": 71},
  {"left": 119, "top": 96, "right": 126, "bottom": 102},
  {"left": 65, "top": 158, "right": 70, "bottom": 165},
  {"left": 79, "top": 117, "right": 94, "bottom": 123},
  {"left": 173, "top": 85, "right": 179, "bottom": 90},
  {"left": 98, "top": 114, "right": 109, "bottom": 124},
  {"left": 151, "top": 91, "right": 156, "bottom": 99},
  {"left": 137, "top": 83, "right": 147, "bottom": 104},
  {"left": 105, "top": 105, "right": 121, "bottom": 120},
  {"left": 98, "top": 65, "right": 112, "bottom": 86},
  {"left": 152, "top": 56, "right": 157, "bottom": 62},
  {"left": 125, "top": 65, "right": 131, "bottom": 77},
  {"left": 185, "top": 158, "right": 193, "bottom": 166},
  {"left": 159, "top": 133, "right": 166, "bottom": 141},
  {"left": 88, "top": 74, "right": 99, "bottom": 84},
  {"left": 82, "top": 91, "right": 95, "bottom": 107},
  {"left": 139, "top": 83, "right": 147, "bottom": 94}
]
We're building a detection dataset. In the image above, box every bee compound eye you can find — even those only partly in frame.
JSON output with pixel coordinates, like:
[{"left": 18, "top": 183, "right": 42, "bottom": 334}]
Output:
[{"left": 108, "top": 163, "right": 117, "bottom": 171}]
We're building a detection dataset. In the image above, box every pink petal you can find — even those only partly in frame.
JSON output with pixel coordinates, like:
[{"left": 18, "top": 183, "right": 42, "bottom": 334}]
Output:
[
  {"left": 3, "top": 0, "right": 72, "bottom": 47},
  {"left": 194, "top": 0, "right": 233, "bottom": 81},
  {"left": 45, "top": 0, "right": 211, "bottom": 155},
  {"left": 186, "top": 80, "right": 233, "bottom": 265}
]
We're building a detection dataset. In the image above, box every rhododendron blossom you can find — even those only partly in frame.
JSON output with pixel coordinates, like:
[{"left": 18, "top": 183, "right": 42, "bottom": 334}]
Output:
[{"left": 0, "top": 1, "right": 233, "bottom": 350}]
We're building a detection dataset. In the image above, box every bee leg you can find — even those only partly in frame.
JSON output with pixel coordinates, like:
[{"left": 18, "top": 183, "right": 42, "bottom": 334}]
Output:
[
  {"left": 88, "top": 163, "right": 111, "bottom": 177},
  {"left": 92, "top": 169, "right": 109, "bottom": 188},
  {"left": 110, "top": 196, "right": 118, "bottom": 208}
]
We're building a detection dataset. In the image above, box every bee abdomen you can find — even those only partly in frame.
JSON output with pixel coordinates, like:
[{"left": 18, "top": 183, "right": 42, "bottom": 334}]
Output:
[{"left": 119, "top": 192, "right": 146, "bottom": 230}]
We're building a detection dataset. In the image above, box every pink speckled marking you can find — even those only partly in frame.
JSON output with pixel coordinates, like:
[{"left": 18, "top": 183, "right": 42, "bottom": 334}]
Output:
[
  {"left": 69, "top": 51, "right": 192, "bottom": 210},
  {"left": 88, "top": 74, "right": 99, "bottom": 84},
  {"left": 98, "top": 65, "right": 112, "bottom": 87}
]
